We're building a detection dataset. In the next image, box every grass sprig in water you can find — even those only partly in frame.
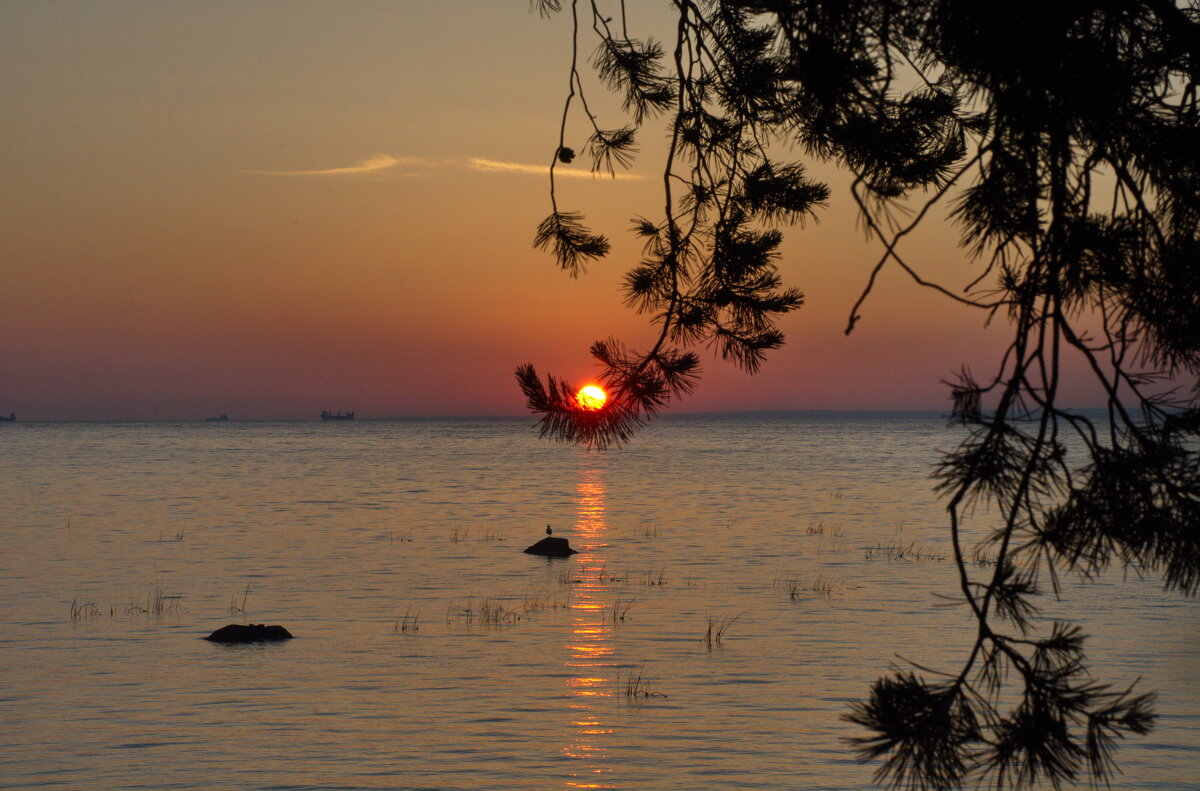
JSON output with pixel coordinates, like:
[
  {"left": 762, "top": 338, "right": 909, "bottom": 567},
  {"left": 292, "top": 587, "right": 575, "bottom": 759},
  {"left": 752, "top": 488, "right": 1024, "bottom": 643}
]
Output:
[
  {"left": 641, "top": 566, "right": 668, "bottom": 586},
  {"left": 447, "top": 596, "right": 522, "bottom": 626},
  {"left": 70, "top": 595, "right": 101, "bottom": 620},
  {"left": 774, "top": 571, "right": 844, "bottom": 599},
  {"left": 704, "top": 612, "right": 741, "bottom": 648},
  {"left": 523, "top": 587, "right": 570, "bottom": 612},
  {"left": 618, "top": 665, "right": 667, "bottom": 701},
  {"left": 865, "top": 536, "right": 946, "bottom": 563},
  {"left": 127, "top": 576, "right": 187, "bottom": 615},
  {"left": 608, "top": 595, "right": 637, "bottom": 623},
  {"left": 228, "top": 584, "right": 251, "bottom": 614},
  {"left": 395, "top": 605, "right": 420, "bottom": 632}
]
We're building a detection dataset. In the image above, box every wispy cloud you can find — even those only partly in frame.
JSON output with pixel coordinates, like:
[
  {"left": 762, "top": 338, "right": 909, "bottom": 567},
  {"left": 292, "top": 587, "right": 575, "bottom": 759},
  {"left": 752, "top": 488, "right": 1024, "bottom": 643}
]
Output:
[
  {"left": 469, "top": 157, "right": 643, "bottom": 180},
  {"left": 246, "top": 153, "right": 642, "bottom": 181},
  {"left": 247, "top": 154, "right": 422, "bottom": 177}
]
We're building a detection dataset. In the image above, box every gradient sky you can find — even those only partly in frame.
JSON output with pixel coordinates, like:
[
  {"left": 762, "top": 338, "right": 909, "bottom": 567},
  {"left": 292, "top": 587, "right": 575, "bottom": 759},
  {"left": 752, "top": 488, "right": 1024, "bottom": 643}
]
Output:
[{"left": 2, "top": 1, "right": 1081, "bottom": 420}]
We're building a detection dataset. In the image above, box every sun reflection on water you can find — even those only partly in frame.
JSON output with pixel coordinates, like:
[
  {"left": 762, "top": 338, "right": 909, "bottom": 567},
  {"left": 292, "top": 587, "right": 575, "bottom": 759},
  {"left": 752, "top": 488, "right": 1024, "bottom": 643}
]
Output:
[{"left": 562, "top": 461, "right": 618, "bottom": 789}]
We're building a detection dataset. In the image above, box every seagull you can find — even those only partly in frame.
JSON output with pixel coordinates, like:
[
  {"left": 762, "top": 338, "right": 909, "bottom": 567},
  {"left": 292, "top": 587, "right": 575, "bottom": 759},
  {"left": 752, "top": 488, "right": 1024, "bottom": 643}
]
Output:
[{"left": 546, "top": 525, "right": 553, "bottom": 535}]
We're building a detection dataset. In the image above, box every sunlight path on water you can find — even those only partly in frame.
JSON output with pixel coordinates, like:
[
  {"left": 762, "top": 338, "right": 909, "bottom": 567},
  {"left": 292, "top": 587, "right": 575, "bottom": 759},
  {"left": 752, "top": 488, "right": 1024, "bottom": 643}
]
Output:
[{"left": 562, "top": 460, "right": 617, "bottom": 790}]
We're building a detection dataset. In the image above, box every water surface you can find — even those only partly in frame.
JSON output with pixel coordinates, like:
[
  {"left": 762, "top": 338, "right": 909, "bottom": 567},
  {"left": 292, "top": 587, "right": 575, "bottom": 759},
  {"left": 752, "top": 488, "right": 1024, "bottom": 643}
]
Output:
[{"left": 3, "top": 417, "right": 1197, "bottom": 789}]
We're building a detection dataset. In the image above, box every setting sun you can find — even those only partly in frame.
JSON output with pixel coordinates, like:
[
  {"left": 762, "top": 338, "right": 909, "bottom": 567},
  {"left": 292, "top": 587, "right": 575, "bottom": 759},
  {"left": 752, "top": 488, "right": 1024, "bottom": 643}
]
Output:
[{"left": 575, "top": 385, "right": 608, "bottom": 410}]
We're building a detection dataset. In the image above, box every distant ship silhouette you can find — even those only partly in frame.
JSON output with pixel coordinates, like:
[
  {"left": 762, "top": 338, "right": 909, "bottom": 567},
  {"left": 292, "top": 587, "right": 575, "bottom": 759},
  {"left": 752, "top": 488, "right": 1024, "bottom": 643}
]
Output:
[
  {"left": 204, "top": 414, "right": 229, "bottom": 422},
  {"left": 320, "top": 410, "right": 355, "bottom": 421},
  {"left": 0, "top": 412, "right": 14, "bottom": 422}
]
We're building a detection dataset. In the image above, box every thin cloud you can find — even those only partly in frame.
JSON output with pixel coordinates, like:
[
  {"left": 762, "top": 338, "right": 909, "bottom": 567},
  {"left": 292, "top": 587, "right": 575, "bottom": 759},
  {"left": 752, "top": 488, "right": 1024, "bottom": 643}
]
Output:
[
  {"left": 469, "top": 157, "right": 642, "bottom": 180},
  {"left": 245, "top": 154, "right": 641, "bottom": 181},
  {"left": 247, "top": 154, "right": 422, "bottom": 177}
]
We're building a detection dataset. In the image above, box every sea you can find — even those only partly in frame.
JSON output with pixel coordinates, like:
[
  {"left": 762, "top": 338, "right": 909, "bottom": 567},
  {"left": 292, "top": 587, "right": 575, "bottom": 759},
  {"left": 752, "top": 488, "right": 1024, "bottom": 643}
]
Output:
[{"left": 2, "top": 415, "right": 1197, "bottom": 790}]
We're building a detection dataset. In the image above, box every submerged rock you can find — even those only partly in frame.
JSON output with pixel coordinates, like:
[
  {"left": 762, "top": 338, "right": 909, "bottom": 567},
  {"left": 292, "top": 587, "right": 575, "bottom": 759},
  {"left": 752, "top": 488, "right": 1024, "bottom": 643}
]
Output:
[
  {"left": 204, "top": 623, "right": 293, "bottom": 643},
  {"left": 523, "top": 536, "right": 577, "bottom": 557}
]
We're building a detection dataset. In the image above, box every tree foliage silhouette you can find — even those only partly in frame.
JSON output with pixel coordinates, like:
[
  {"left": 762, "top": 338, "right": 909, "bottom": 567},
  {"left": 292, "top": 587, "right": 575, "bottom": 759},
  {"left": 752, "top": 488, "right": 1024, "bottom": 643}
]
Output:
[{"left": 518, "top": 2, "right": 1199, "bottom": 788}]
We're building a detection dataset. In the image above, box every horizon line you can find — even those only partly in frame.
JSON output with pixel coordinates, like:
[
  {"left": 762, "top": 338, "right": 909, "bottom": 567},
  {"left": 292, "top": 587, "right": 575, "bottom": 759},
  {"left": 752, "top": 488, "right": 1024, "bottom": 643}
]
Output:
[{"left": 4, "top": 406, "right": 1130, "bottom": 423}]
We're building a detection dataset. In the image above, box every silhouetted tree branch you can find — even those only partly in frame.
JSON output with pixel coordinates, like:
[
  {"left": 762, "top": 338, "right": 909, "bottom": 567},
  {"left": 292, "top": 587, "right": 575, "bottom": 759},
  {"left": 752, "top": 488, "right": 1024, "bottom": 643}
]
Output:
[
  {"left": 522, "top": 0, "right": 828, "bottom": 446},
  {"left": 520, "top": 2, "right": 1199, "bottom": 787}
]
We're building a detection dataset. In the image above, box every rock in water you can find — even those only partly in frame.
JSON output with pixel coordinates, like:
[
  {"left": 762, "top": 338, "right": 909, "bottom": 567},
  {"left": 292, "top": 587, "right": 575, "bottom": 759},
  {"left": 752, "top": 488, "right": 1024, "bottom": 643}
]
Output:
[
  {"left": 204, "top": 623, "right": 293, "bottom": 643},
  {"left": 523, "top": 536, "right": 577, "bottom": 557}
]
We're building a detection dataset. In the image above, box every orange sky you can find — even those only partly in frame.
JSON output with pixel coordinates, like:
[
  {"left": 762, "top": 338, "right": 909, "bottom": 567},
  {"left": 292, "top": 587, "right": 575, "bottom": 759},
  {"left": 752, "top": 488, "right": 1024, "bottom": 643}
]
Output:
[{"left": 0, "top": 2, "right": 1099, "bottom": 420}]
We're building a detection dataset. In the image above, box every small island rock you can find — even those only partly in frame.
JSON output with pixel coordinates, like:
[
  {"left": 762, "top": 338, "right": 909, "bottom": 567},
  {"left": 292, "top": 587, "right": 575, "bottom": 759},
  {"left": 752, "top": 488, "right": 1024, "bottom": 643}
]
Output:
[
  {"left": 523, "top": 536, "right": 577, "bottom": 557},
  {"left": 204, "top": 623, "right": 293, "bottom": 643}
]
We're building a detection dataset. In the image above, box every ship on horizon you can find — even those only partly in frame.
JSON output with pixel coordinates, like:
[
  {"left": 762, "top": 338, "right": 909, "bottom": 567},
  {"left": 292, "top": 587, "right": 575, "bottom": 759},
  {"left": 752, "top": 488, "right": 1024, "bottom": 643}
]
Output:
[
  {"left": 0, "top": 412, "right": 14, "bottom": 422},
  {"left": 204, "top": 414, "right": 229, "bottom": 422},
  {"left": 320, "top": 410, "right": 355, "bottom": 421}
]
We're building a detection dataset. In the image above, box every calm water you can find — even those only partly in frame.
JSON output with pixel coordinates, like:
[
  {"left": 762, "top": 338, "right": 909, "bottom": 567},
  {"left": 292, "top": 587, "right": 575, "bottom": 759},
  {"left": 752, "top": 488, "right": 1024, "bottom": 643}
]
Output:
[{"left": 2, "top": 416, "right": 1197, "bottom": 790}]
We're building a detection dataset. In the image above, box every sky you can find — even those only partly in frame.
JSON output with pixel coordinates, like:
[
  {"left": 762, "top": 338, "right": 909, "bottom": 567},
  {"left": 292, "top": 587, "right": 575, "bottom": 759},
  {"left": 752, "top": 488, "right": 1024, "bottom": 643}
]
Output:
[{"left": 2, "top": 1, "right": 1066, "bottom": 421}]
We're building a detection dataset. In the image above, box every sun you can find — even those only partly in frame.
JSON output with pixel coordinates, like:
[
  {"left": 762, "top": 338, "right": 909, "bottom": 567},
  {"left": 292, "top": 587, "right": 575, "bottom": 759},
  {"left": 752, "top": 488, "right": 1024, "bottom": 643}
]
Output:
[{"left": 575, "top": 385, "right": 608, "bottom": 411}]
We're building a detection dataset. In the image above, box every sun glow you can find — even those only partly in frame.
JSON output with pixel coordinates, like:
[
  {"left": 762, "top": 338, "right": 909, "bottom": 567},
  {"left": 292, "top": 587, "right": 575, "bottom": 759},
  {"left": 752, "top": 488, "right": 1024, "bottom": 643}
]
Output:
[{"left": 575, "top": 385, "right": 608, "bottom": 410}]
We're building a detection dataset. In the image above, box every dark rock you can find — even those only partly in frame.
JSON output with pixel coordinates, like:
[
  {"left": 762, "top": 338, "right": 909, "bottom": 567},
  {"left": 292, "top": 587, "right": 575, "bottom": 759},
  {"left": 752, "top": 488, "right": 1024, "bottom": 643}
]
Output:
[
  {"left": 523, "top": 536, "right": 577, "bottom": 557},
  {"left": 204, "top": 623, "right": 293, "bottom": 643}
]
